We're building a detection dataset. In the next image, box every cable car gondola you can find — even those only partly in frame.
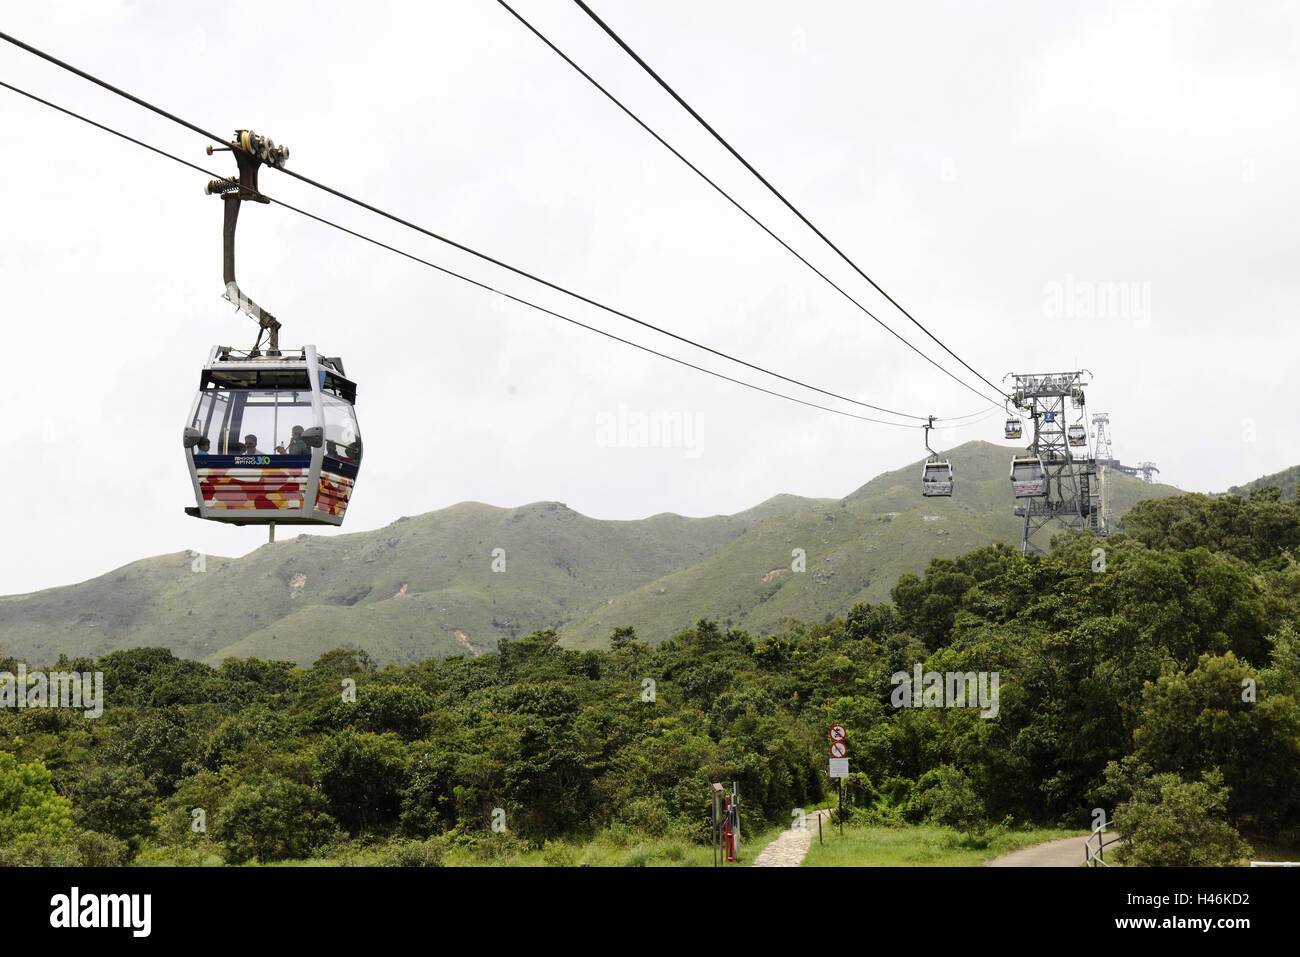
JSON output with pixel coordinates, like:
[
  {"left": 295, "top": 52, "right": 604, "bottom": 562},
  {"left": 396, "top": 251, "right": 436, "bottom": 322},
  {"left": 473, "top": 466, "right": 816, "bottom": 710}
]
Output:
[
  {"left": 922, "top": 458, "right": 954, "bottom": 497},
  {"left": 921, "top": 416, "right": 953, "bottom": 497},
  {"left": 183, "top": 345, "right": 361, "bottom": 526},
  {"left": 1010, "top": 455, "right": 1046, "bottom": 497},
  {"left": 1067, "top": 424, "right": 1087, "bottom": 447},
  {"left": 181, "top": 128, "right": 361, "bottom": 532},
  {"left": 1004, "top": 416, "right": 1023, "bottom": 440}
]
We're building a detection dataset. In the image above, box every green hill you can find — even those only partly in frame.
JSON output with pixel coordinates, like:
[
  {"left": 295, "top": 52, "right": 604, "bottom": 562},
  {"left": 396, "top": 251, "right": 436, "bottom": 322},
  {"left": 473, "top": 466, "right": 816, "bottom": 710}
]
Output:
[
  {"left": 0, "top": 495, "right": 824, "bottom": 667},
  {"left": 0, "top": 442, "right": 1182, "bottom": 666},
  {"left": 1228, "top": 464, "right": 1300, "bottom": 501},
  {"left": 557, "top": 441, "right": 1182, "bottom": 649}
]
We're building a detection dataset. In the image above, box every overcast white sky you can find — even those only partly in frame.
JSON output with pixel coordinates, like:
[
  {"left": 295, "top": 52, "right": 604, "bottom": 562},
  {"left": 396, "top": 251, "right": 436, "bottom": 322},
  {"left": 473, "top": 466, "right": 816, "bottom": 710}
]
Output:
[{"left": 2, "top": 0, "right": 1298, "bottom": 595}]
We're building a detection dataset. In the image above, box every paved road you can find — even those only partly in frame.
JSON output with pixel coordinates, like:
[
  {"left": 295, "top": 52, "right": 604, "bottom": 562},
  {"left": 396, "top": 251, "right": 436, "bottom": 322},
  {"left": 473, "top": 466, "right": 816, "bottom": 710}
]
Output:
[
  {"left": 752, "top": 809, "right": 832, "bottom": 867},
  {"left": 753, "top": 822, "right": 1114, "bottom": 867},
  {"left": 985, "top": 834, "right": 1115, "bottom": 867}
]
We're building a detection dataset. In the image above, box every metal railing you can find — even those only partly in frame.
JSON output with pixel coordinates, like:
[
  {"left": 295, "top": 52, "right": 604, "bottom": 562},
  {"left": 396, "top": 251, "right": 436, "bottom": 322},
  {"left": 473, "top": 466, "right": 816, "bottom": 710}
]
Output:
[{"left": 1085, "top": 817, "right": 1122, "bottom": 867}]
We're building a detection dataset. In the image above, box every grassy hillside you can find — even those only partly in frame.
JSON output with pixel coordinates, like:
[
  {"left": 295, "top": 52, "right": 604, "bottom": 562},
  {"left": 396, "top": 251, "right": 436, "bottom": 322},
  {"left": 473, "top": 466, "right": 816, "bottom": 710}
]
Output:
[
  {"left": 1228, "top": 464, "right": 1300, "bottom": 501},
  {"left": 0, "top": 495, "right": 824, "bottom": 667},
  {"left": 559, "top": 441, "right": 1182, "bottom": 649},
  {"left": 0, "top": 441, "right": 1183, "bottom": 665}
]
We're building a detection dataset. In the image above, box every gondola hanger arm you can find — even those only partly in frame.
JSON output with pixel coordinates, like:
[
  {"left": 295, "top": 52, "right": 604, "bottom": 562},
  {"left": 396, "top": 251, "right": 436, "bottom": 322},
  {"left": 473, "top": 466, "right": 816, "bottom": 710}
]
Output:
[{"left": 204, "top": 129, "right": 289, "bottom": 355}]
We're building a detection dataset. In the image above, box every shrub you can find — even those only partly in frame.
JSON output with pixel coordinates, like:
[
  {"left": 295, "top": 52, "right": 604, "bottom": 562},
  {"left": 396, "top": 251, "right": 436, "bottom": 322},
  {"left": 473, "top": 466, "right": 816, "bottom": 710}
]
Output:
[
  {"left": 0, "top": 841, "right": 80, "bottom": 866},
  {"left": 218, "top": 777, "right": 337, "bottom": 864},
  {"left": 384, "top": 837, "right": 445, "bottom": 867},
  {"left": 919, "top": 766, "right": 986, "bottom": 839},
  {"left": 313, "top": 729, "right": 409, "bottom": 833},
  {"left": 618, "top": 797, "right": 671, "bottom": 837},
  {"left": 69, "top": 765, "right": 157, "bottom": 856},
  {"left": 0, "top": 753, "right": 74, "bottom": 846},
  {"left": 541, "top": 840, "right": 577, "bottom": 867},
  {"left": 74, "top": 830, "right": 130, "bottom": 866},
  {"left": 1114, "top": 769, "right": 1253, "bottom": 866}
]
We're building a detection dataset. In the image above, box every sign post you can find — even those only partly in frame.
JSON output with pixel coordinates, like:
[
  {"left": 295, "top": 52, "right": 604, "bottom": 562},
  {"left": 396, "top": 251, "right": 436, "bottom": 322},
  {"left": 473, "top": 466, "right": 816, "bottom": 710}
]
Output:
[
  {"left": 710, "top": 782, "right": 723, "bottom": 867},
  {"left": 829, "top": 726, "right": 849, "bottom": 835}
]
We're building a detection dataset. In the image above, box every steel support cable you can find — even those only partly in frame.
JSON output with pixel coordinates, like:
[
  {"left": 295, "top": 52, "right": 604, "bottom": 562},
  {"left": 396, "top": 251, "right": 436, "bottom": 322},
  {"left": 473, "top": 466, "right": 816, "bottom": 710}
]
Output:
[
  {"left": 0, "top": 31, "right": 934, "bottom": 423},
  {"left": 0, "top": 30, "right": 226, "bottom": 140},
  {"left": 495, "top": 0, "right": 1005, "bottom": 412},
  {"left": 569, "top": 0, "right": 1009, "bottom": 403},
  {"left": 272, "top": 169, "right": 926, "bottom": 420},
  {"left": 0, "top": 78, "right": 950, "bottom": 430}
]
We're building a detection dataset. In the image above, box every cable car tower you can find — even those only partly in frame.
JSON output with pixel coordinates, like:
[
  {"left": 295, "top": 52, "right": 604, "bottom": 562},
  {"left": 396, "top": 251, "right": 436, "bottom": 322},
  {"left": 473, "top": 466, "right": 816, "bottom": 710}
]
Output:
[
  {"left": 1006, "top": 371, "right": 1104, "bottom": 554},
  {"left": 1091, "top": 412, "right": 1113, "bottom": 531},
  {"left": 1091, "top": 412, "right": 1113, "bottom": 465}
]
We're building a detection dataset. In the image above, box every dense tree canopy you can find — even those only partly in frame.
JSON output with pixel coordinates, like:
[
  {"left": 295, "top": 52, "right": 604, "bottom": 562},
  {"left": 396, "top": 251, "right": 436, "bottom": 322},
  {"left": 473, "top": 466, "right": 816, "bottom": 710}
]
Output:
[{"left": 1, "top": 490, "right": 1296, "bottom": 864}]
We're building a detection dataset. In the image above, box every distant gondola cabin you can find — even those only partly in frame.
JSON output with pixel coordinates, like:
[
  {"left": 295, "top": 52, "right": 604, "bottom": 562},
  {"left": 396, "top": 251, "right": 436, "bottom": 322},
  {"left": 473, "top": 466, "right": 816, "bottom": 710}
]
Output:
[
  {"left": 922, "top": 458, "right": 954, "bottom": 497},
  {"left": 1010, "top": 455, "right": 1047, "bottom": 498}
]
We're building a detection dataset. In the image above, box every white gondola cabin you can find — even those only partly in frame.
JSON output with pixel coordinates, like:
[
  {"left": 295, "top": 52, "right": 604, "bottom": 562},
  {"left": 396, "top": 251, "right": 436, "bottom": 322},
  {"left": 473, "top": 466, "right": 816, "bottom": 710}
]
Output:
[
  {"left": 1067, "top": 424, "right": 1087, "bottom": 447},
  {"left": 922, "top": 458, "right": 954, "bottom": 497},
  {"left": 183, "top": 344, "right": 361, "bottom": 526},
  {"left": 1004, "top": 417, "right": 1023, "bottom": 440},
  {"left": 1010, "top": 455, "right": 1046, "bottom": 497}
]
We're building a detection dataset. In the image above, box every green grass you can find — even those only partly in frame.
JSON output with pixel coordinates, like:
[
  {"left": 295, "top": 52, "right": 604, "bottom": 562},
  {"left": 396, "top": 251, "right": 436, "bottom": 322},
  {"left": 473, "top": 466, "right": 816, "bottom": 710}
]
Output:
[
  {"left": 437, "top": 822, "right": 790, "bottom": 867},
  {"left": 133, "top": 823, "right": 1300, "bottom": 868},
  {"left": 131, "top": 823, "right": 794, "bottom": 868},
  {"left": 802, "top": 824, "right": 1085, "bottom": 867}
]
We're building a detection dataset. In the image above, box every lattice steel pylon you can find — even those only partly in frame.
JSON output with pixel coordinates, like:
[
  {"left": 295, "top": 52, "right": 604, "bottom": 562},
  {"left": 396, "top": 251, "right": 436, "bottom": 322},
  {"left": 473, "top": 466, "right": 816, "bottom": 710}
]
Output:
[
  {"left": 1090, "top": 412, "right": 1113, "bottom": 533},
  {"left": 1007, "top": 371, "right": 1105, "bottom": 554},
  {"left": 1091, "top": 412, "right": 1113, "bottom": 464}
]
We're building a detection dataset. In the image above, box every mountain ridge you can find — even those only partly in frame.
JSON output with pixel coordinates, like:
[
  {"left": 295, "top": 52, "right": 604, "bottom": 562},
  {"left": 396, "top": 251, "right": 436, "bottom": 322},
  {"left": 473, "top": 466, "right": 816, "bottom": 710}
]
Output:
[{"left": 2, "top": 441, "right": 1277, "bottom": 666}]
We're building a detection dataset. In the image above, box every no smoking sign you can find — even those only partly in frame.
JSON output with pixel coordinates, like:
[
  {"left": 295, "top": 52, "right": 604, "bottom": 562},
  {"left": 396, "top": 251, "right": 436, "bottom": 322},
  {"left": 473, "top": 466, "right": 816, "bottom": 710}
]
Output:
[{"left": 828, "top": 725, "right": 849, "bottom": 779}]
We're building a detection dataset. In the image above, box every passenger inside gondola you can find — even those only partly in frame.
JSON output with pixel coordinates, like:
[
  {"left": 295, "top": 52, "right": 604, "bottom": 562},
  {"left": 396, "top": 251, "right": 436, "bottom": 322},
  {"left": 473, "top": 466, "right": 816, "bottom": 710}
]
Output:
[{"left": 184, "top": 347, "right": 362, "bottom": 526}]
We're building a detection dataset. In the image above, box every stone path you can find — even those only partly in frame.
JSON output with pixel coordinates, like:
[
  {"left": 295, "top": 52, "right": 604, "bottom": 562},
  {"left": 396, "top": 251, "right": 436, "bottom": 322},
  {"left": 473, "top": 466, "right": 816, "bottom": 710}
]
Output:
[{"left": 751, "top": 809, "right": 832, "bottom": 867}]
